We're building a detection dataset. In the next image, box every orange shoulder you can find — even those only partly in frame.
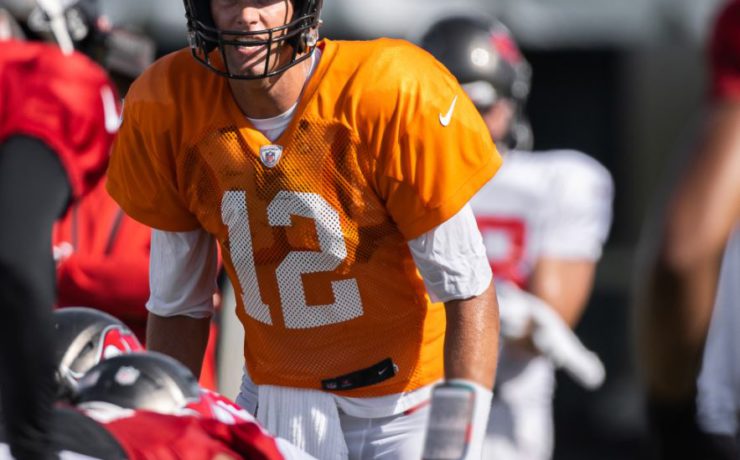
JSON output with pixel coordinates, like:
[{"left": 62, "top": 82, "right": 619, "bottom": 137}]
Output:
[{"left": 123, "top": 47, "right": 228, "bottom": 148}]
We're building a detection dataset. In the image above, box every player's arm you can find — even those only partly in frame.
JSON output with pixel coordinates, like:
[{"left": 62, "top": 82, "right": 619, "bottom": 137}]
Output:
[
  {"left": 528, "top": 258, "right": 596, "bottom": 328},
  {"left": 533, "top": 152, "right": 614, "bottom": 329},
  {"left": 146, "top": 228, "right": 220, "bottom": 378},
  {"left": 640, "top": 101, "right": 740, "bottom": 402},
  {"left": 443, "top": 283, "right": 499, "bottom": 387},
  {"left": 409, "top": 205, "right": 499, "bottom": 387},
  {"left": 409, "top": 205, "right": 498, "bottom": 459},
  {"left": 0, "top": 135, "right": 72, "bottom": 460}
]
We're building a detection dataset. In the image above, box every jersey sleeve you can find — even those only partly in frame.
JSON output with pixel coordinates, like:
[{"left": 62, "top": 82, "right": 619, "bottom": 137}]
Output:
[
  {"left": 710, "top": 0, "right": 740, "bottom": 101},
  {"left": 0, "top": 41, "right": 119, "bottom": 200},
  {"left": 359, "top": 40, "right": 502, "bottom": 241},
  {"left": 540, "top": 151, "right": 614, "bottom": 260},
  {"left": 106, "top": 58, "right": 201, "bottom": 232}
]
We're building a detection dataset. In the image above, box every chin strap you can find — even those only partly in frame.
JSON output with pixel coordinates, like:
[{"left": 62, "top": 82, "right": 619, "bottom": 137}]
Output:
[{"left": 422, "top": 379, "right": 493, "bottom": 460}]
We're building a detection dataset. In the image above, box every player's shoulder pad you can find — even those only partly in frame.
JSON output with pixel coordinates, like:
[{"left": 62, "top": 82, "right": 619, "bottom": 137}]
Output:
[
  {"left": 123, "top": 48, "right": 214, "bottom": 127},
  {"left": 345, "top": 38, "right": 460, "bottom": 110}
]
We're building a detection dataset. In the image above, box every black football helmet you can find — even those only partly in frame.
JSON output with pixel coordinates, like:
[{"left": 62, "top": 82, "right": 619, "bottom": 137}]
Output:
[
  {"left": 1, "top": 0, "right": 154, "bottom": 79},
  {"left": 74, "top": 352, "right": 202, "bottom": 414},
  {"left": 53, "top": 307, "right": 144, "bottom": 399},
  {"left": 183, "top": 0, "right": 323, "bottom": 79},
  {"left": 420, "top": 14, "right": 533, "bottom": 149}
]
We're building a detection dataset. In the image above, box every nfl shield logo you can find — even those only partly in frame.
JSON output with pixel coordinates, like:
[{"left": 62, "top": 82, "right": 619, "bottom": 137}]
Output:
[{"left": 259, "top": 144, "right": 283, "bottom": 168}]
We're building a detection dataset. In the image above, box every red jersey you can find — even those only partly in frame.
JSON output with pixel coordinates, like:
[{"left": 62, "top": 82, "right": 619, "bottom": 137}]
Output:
[
  {"left": 0, "top": 40, "right": 120, "bottom": 199},
  {"left": 91, "top": 408, "right": 287, "bottom": 460},
  {"left": 710, "top": 0, "right": 740, "bottom": 101},
  {"left": 52, "top": 178, "right": 220, "bottom": 389},
  {"left": 53, "top": 179, "right": 151, "bottom": 340}
]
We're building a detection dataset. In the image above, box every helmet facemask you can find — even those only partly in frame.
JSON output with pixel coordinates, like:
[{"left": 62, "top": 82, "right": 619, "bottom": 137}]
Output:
[{"left": 183, "top": 0, "right": 322, "bottom": 80}]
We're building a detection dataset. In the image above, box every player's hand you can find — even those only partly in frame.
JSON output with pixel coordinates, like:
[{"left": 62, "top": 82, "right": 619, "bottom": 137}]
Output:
[{"left": 496, "top": 280, "right": 605, "bottom": 389}]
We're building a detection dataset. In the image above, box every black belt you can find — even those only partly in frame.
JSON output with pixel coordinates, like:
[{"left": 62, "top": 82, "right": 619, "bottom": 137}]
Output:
[{"left": 322, "top": 358, "right": 398, "bottom": 391}]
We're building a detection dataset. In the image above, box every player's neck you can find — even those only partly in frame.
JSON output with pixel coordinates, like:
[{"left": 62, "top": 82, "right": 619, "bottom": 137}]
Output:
[{"left": 228, "top": 56, "right": 311, "bottom": 120}]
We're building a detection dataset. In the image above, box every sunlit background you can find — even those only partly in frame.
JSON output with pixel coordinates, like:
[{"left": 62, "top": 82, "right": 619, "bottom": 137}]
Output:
[{"left": 98, "top": 1, "right": 729, "bottom": 458}]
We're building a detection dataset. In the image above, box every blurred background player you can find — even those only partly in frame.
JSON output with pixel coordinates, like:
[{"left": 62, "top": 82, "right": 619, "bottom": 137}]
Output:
[
  {"left": 47, "top": 0, "right": 156, "bottom": 342},
  {"left": 40, "top": 0, "right": 221, "bottom": 389},
  {"left": 421, "top": 14, "right": 614, "bottom": 460},
  {"left": 693, "top": 8, "right": 740, "bottom": 458},
  {"left": 636, "top": 0, "right": 740, "bottom": 458},
  {"left": 0, "top": 0, "right": 121, "bottom": 457},
  {"left": 1, "top": 309, "right": 317, "bottom": 459}
]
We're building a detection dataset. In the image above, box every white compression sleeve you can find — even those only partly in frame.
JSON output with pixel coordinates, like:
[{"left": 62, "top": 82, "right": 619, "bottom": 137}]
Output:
[
  {"left": 408, "top": 204, "right": 492, "bottom": 303},
  {"left": 147, "top": 228, "right": 219, "bottom": 318}
]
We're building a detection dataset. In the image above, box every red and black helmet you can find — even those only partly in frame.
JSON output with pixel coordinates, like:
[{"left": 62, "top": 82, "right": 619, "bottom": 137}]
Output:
[
  {"left": 53, "top": 307, "right": 144, "bottom": 399},
  {"left": 182, "top": 0, "right": 323, "bottom": 79},
  {"left": 420, "top": 14, "right": 533, "bottom": 149}
]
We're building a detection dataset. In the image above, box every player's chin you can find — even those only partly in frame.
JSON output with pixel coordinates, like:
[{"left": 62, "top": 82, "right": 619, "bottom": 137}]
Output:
[{"left": 227, "top": 50, "right": 283, "bottom": 78}]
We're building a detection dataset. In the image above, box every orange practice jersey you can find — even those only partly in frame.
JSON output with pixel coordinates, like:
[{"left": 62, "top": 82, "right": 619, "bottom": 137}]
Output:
[{"left": 108, "top": 38, "right": 501, "bottom": 396}]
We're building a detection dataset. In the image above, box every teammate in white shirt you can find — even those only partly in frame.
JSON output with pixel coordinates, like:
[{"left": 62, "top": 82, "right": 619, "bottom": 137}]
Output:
[{"left": 421, "top": 14, "right": 614, "bottom": 460}]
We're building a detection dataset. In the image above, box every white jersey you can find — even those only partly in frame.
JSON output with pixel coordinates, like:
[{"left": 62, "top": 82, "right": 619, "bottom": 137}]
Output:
[
  {"left": 476, "top": 149, "right": 613, "bottom": 460},
  {"left": 696, "top": 226, "right": 740, "bottom": 436},
  {"left": 470, "top": 149, "right": 614, "bottom": 286}
]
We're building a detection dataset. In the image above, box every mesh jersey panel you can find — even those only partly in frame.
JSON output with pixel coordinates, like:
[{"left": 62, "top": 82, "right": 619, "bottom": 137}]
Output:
[{"left": 182, "top": 115, "right": 445, "bottom": 396}]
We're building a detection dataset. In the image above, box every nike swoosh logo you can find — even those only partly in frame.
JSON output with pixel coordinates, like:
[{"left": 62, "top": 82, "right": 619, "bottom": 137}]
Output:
[
  {"left": 100, "top": 85, "right": 121, "bottom": 134},
  {"left": 439, "top": 96, "right": 458, "bottom": 127}
]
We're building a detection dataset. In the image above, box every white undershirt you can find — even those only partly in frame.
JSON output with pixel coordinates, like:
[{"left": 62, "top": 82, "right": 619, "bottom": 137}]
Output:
[{"left": 245, "top": 49, "right": 319, "bottom": 142}]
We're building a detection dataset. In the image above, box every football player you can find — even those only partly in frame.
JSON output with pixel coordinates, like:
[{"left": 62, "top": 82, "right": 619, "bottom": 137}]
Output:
[
  {"left": 72, "top": 352, "right": 316, "bottom": 459},
  {"left": 0, "top": 0, "right": 121, "bottom": 457},
  {"left": 0, "top": 352, "right": 318, "bottom": 459},
  {"left": 421, "top": 14, "right": 614, "bottom": 460},
  {"left": 106, "top": 0, "right": 502, "bottom": 458},
  {"left": 637, "top": 0, "right": 740, "bottom": 458}
]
